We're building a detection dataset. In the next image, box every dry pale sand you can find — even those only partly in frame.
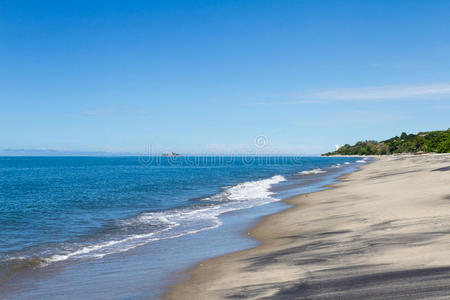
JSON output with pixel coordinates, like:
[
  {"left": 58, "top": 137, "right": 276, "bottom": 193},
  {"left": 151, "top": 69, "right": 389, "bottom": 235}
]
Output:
[{"left": 166, "top": 154, "right": 450, "bottom": 300}]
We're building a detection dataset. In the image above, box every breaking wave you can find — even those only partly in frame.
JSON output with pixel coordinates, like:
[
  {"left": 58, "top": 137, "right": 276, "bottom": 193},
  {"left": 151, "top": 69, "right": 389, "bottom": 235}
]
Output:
[{"left": 3, "top": 175, "right": 287, "bottom": 269}]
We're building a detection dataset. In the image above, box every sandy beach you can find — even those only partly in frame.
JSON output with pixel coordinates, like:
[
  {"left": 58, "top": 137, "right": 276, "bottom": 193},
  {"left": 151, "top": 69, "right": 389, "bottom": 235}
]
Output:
[{"left": 166, "top": 154, "right": 450, "bottom": 299}]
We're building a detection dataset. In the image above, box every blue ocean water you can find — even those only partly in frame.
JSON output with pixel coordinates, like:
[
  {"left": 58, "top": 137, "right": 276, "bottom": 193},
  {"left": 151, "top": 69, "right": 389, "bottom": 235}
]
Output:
[{"left": 0, "top": 156, "right": 363, "bottom": 282}]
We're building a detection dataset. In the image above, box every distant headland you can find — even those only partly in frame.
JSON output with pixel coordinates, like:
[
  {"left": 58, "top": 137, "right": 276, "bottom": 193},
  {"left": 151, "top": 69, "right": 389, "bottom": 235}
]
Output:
[
  {"left": 323, "top": 129, "right": 450, "bottom": 156},
  {"left": 162, "top": 152, "right": 181, "bottom": 157}
]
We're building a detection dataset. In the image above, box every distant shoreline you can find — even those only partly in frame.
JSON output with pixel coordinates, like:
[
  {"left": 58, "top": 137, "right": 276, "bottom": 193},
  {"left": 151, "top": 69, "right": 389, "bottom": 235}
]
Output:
[
  {"left": 324, "top": 153, "right": 448, "bottom": 157},
  {"left": 166, "top": 154, "right": 450, "bottom": 299},
  {"left": 323, "top": 129, "right": 450, "bottom": 156}
]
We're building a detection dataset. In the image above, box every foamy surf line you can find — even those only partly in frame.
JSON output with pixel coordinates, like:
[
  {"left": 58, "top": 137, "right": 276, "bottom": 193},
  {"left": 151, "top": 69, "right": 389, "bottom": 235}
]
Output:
[
  {"left": 4, "top": 175, "right": 287, "bottom": 268},
  {"left": 4, "top": 159, "right": 369, "bottom": 270},
  {"left": 298, "top": 168, "right": 327, "bottom": 175},
  {"left": 298, "top": 159, "right": 365, "bottom": 176}
]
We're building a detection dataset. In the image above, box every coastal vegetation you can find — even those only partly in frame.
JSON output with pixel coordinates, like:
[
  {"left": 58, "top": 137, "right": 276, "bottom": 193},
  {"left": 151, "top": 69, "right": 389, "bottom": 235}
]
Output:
[{"left": 323, "top": 129, "right": 450, "bottom": 155}]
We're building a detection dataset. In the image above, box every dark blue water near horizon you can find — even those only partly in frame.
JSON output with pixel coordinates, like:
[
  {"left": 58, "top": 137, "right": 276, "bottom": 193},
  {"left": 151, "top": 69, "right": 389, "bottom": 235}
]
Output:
[{"left": 0, "top": 155, "right": 364, "bottom": 296}]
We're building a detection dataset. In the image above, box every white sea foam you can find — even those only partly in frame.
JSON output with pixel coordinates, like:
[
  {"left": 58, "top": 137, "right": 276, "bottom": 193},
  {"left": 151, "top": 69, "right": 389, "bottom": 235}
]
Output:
[
  {"left": 344, "top": 162, "right": 350, "bottom": 165},
  {"left": 356, "top": 159, "right": 367, "bottom": 163},
  {"left": 42, "top": 175, "right": 287, "bottom": 264},
  {"left": 215, "top": 174, "right": 286, "bottom": 202},
  {"left": 331, "top": 163, "right": 341, "bottom": 168},
  {"left": 298, "top": 168, "right": 327, "bottom": 175}
]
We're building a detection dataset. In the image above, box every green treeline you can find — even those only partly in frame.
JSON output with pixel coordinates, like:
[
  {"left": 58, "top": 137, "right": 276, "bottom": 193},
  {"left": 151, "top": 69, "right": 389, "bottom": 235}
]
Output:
[{"left": 323, "top": 129, "right": 450, "bottom": 156}]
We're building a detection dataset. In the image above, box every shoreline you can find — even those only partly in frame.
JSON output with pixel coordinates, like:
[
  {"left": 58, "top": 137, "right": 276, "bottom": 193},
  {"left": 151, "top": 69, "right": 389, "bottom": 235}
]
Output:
[
  {"left": 165, "top": 161, "right": 364, "bottom": 299},
  {"left": 0, "top": 157, "right": 357, "bottom": 299},
  {"left": 166, "top": 154, "right": 450, "bottom": 299}
]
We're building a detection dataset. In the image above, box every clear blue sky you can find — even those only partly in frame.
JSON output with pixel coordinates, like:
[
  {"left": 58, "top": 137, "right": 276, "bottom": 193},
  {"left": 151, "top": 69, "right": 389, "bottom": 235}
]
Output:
[{"left": 1, "top": 0, "right": 449, "bottom": 155}]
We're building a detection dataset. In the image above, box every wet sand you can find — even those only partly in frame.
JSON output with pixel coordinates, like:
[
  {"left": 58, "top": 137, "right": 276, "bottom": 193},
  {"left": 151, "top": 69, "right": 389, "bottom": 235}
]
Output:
[{"left": 166, "top": 154, "right": 450, "bottom": 299}]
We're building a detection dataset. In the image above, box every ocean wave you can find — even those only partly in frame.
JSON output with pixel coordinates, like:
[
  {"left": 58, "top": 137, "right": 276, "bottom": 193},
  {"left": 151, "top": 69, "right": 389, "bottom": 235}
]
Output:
[
  {"left": 331, "top": 163, "right": 341, "bottom": 168},
  {"left": 298, "top": 168, "right": 327, "bottom": 175},
  {"left": 205, "top": 174, "right": 286, "bottom": 202},
  {"left": 344, "top": 162, "right": 350, "bottom": 165},
  {"left": 0, "top": 257, "right": 47, "bottom": 282},
  {"left": 356, "top": 159, "right": 367, "bottom": 163},
  {"left": 5, "top": 174, "right": 286, "bottom": 267}
]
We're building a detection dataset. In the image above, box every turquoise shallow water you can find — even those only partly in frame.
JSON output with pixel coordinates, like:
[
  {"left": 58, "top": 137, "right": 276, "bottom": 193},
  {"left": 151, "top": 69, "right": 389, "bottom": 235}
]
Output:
[{"left": 0, "top": 156, "right": 364, "bottom": 298}]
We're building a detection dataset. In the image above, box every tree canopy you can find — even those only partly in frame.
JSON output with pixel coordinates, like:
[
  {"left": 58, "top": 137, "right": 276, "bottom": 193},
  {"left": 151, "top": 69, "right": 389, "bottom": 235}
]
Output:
[{"left": 323, "top": 129, "right": 450, "bottom": 156}]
